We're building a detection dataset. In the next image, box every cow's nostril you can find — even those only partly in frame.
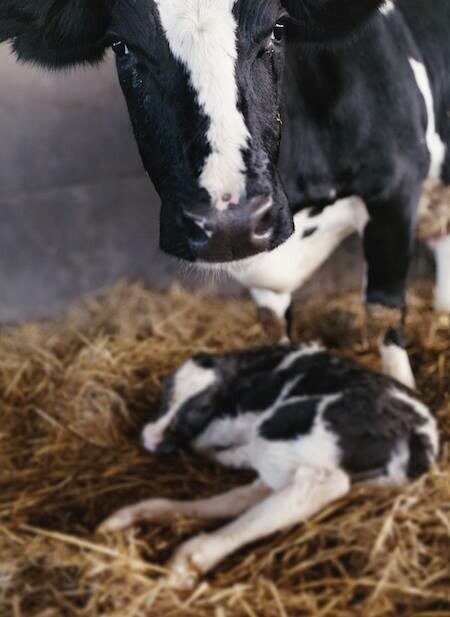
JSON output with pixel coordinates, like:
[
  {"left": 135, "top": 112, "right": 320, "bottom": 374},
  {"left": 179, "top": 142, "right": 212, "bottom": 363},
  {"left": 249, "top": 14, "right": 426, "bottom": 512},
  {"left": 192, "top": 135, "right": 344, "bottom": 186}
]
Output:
[
  {"left": 182, "top": 210, "right": 213, "bottom": 245},
  {"left": 250, "top": 197, "right": 274, "bottom": 240},
  {"left": 253, "top": 210, "right": 273, "bottom": 239}
]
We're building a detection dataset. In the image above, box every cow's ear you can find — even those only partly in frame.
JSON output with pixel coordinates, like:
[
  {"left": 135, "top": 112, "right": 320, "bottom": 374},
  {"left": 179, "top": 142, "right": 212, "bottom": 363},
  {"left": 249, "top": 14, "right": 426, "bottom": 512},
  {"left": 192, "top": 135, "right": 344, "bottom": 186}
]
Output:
[
  {"left": 3, "top": 0, "right": 115, "bottom": 68},
  {"left": 282, "top": 0, "right": 385, "bottom": 44}
]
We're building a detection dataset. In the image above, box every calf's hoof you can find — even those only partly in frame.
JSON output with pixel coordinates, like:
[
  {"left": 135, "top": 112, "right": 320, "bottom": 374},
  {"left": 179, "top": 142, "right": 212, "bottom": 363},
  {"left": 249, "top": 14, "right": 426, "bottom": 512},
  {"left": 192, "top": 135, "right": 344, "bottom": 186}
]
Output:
[{"left": 166, "top": 534, "right": 213, "bottom": 589}]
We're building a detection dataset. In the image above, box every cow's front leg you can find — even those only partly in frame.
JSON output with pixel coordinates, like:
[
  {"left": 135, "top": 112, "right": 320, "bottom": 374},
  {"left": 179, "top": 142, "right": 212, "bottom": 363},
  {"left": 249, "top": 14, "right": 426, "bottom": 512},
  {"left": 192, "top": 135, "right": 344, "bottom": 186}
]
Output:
[
  {"left": 363, "top": 188, "right": 419, "bottom": 310},
  {"left": 364, "top": 303, "right": 416, "bottom": 389},
  {"left": 362, "top": 188, "right": 420, "bottom": 386},
  {"left": 167, "top": 466, "right": 350, "bottom": 589},
  {"left": 98, "top": 480, "right": 270, "bottom": 532},
  {"left": 250, "top": 288, "right": 293, "bottom": 342}
]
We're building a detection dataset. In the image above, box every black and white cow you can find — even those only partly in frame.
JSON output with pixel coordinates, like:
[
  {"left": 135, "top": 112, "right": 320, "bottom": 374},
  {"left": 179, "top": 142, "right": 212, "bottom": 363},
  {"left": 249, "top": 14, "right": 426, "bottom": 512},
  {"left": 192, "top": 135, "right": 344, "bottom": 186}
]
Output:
[
  {"left": 99, "top": 340, "right": 438, "bottom": 587},
  {"left": 2, "top": 0, "right": 449, "bottom": 335}
]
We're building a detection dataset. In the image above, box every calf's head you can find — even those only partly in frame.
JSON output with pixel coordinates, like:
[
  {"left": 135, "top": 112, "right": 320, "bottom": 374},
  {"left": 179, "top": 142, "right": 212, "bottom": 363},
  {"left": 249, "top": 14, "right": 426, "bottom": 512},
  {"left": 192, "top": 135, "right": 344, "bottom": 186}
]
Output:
[
  {"left": 7, "top": 0, "right": 383, "bottom": 263},
  {"left": 141, "top": 354, "right": 226, "bottom": 454}
]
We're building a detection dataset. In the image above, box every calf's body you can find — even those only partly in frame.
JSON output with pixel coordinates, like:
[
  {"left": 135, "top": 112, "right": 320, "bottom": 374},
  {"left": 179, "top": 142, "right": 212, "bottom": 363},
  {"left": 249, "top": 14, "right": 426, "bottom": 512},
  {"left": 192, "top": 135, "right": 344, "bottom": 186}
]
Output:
[{"left": 100, "top": 343, "right": 438, "bottom": 587}]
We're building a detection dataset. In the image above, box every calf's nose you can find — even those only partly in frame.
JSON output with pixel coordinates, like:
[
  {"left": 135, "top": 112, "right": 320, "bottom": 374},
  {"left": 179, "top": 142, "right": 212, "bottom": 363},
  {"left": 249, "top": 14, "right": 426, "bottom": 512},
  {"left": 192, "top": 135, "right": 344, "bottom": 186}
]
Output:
[{"left": 181, "top": 195, "right": 275, "bottom": 262}]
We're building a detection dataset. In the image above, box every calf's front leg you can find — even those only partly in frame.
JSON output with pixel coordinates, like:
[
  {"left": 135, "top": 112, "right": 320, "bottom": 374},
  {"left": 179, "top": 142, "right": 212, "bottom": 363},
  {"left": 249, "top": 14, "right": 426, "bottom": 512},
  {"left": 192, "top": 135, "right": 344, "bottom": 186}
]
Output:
[
  {"left": 98, "top": 479, "right": 270, "bottom": 532},
  {"left": 168, "top": 466, "right": 350, "bottom": 589}
]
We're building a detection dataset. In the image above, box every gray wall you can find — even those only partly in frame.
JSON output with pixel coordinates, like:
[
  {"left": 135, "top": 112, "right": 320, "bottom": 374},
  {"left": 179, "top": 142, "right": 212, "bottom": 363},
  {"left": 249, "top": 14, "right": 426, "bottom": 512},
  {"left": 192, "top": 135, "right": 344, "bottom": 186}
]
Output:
[{"left": 0, "top": 44, "right": 181, "bottom": 322}]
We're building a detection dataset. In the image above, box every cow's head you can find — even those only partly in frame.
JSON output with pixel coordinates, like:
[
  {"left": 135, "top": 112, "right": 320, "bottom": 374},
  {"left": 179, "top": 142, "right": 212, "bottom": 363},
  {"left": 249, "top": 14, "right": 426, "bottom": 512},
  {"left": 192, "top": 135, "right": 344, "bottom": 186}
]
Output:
[{"left": 7, "top": 0, "right": 384, "bottom": 263}]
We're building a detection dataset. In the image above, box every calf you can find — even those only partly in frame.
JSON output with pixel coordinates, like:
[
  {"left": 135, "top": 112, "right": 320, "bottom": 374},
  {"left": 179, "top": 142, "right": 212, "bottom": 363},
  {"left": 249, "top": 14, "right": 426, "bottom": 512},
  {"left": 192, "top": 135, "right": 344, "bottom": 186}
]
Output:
[{"left": 100, "top": 340, "right": 438, "bottom": 588}]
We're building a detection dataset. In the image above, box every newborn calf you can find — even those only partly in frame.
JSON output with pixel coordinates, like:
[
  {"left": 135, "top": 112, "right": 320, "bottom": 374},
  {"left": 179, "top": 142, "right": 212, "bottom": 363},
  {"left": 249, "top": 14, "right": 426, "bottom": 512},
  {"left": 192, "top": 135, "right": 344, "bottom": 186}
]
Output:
[{"left": 100, "top": 342, "right": 438, "bottom": 588}]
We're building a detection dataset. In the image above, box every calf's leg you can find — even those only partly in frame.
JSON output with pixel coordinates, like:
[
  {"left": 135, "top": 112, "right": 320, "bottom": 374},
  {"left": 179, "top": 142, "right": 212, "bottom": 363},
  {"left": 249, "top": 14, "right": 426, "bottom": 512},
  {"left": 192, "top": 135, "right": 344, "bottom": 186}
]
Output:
[
  {"left": 167, "top": 466, "right": 350, "bottom": 588},
  {"left": 98, "top": 480, "right": 270, "bottom": 532}
]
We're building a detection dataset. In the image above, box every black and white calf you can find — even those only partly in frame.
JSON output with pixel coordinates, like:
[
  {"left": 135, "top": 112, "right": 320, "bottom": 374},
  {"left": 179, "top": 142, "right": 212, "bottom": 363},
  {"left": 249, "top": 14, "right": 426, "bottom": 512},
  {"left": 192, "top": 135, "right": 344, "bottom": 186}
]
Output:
[{"left": 100, "top": 342, "right": 438, "bottom": 588}]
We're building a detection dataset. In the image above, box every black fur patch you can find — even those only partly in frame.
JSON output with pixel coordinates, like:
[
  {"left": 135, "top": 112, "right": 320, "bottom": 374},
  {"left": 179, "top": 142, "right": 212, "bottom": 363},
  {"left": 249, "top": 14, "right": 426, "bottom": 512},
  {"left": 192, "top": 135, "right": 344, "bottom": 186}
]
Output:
[
  {"left": 259, "top": 397, "right": 320, "bottom": 440},
  {"left": 407, "top": 432, "right": 433, "bottom": 479},
  {"left": 302, "top": 226, "right": 319, "bottom": 239},
  {"left": 7, "top": 1, "right": 114, "bottom": 67}
]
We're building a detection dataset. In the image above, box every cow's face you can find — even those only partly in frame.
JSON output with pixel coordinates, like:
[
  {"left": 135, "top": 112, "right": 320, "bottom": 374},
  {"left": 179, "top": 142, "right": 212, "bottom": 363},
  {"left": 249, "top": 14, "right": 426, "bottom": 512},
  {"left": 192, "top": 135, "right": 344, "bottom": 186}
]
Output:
[
  {"left": 10, "top": 0, "right": 383, "bottom": 266},
  {"left": 110, "top": 0, "right": 293, "bottom": 263}
]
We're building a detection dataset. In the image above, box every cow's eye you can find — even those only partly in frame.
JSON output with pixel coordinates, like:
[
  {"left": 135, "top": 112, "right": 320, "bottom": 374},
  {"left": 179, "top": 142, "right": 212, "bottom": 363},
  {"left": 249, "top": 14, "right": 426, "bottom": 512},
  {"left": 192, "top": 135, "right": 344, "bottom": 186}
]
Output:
[
  {"left": 271, "top": 22, "right": 285, "bottom": 43},
  {"left": 112, "top": 40, "right": 130, "bottom": 58}
]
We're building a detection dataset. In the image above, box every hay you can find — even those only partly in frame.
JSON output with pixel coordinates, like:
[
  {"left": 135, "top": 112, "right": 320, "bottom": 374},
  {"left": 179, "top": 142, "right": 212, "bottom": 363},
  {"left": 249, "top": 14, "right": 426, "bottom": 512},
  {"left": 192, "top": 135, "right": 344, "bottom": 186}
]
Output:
[
  {"left": 417, "top": 185, "right": 450, "bottom": 241},
  {"left": 0, "top": 282, "right": 449, "bottom": 617}
]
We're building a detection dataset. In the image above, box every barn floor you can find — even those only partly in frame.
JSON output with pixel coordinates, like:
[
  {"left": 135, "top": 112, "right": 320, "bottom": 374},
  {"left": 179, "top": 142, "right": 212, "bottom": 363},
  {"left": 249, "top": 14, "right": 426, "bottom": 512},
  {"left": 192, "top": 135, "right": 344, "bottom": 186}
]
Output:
[{"left": 1, "top": 283, "right": 449, "bottom": 617}]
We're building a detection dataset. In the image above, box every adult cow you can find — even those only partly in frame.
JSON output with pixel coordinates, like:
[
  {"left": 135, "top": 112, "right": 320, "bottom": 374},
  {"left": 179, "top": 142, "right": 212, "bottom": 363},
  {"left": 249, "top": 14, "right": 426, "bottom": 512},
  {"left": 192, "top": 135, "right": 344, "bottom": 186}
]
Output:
[{"left": 1, "top": 0, "right": 448, "bottom": 340}]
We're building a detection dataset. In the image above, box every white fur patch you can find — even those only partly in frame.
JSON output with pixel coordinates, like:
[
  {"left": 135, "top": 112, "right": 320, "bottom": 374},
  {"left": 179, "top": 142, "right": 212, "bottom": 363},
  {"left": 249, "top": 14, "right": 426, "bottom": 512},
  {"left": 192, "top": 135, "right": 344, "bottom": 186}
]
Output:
[
  {"left": 380, "top": 343, "right": 416, "bottom": 389},
  {"left": 194, "top": 412, "right": 259, "bottom": 451},
  {"left": 155, "top": 0, "right": 250, "bottom": 209},
  {"left": 391, "top": 388, "right": 439, "bottom": 458},
  {"left": 433, "top": 234, "right": 450, "bottom": 312},
  {"left": 227, "top": 197, "right": 368, "bottom": 294},
  {"left": 385, "top": 439, "right": 409, "bottom": 485},
  {"left": 141, "top": 359, "right": 216, "bottom": 451},
  {"left": 250, "top": 289, "right": 292, "bottom": 320},
  {"left": 380, "top": 0, "right": 395, "bottom": 16},
  {"left": 409, "top": 58, "right": 447, "bottom": 185}
]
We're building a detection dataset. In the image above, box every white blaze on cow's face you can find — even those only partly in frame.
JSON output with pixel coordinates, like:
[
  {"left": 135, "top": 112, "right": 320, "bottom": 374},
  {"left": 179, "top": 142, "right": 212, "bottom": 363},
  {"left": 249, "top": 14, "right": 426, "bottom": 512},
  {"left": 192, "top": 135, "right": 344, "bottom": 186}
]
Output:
[
  {"left": 155, "top": 0, "right": 250, "bottom": 210},
  {"left": 141, "top": 359, "right": 217, "bottom": 452}
]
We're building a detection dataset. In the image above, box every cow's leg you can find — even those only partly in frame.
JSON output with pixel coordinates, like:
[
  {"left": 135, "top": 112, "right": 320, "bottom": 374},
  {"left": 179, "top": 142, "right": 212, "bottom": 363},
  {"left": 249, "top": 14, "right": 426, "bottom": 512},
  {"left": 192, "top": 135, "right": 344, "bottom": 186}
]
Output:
[
  {"left": 432, "top": 234, "right": 450, "bottom": 313},
  {"left": 363, "top": 187, "right": 419, "bottom": 311},
  {"left": 362, "top": 187, "right": 419, "bottom": 362},
  {"left": 250, "top": 289, "right": 293, "bottom": 342},
  {"left": 98, "top": 480, "right": 270, "bottom": 532},
  {"left": 167, "top": 466, "right": 350, "bottom": 588}
]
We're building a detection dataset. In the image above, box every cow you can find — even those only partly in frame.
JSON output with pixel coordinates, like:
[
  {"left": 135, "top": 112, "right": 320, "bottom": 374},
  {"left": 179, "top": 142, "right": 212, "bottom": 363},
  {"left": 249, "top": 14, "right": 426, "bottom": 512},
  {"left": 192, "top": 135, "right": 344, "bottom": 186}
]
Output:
[
  {"left": 2, "top": 0, "right": 449, "bottom": 344},
  {"left": 99, "top": 338, "right": 438, "bottom": 588}
]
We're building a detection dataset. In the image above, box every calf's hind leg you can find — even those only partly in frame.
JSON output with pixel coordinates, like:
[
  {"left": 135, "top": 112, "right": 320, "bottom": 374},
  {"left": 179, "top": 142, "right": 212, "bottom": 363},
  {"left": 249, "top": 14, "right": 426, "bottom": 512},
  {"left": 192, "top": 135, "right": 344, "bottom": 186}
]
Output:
[
  {"left": 98, "top": 479, "right": 271, "bottom": 532},
  {"left": 168, "top": 466, "right": 350, "bottom": 588}
]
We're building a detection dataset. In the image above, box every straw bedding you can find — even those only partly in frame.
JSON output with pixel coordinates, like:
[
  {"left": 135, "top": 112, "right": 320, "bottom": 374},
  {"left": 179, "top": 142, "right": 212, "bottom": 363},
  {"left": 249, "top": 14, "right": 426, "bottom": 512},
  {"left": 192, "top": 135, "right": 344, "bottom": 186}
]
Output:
[{"left": 1, "top": 283, "right": 449, "bottom": 617}]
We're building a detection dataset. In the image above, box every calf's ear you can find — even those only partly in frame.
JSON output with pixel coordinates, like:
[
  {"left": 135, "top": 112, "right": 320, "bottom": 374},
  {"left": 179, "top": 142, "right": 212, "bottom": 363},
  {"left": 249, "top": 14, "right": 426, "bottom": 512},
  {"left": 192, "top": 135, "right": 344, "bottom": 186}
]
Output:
[
  {"left": 282, "top": 0, "right": 385, "bottom": 44},
  {"left": 2, "top": 0, "right": 114, "bottom": 68}
]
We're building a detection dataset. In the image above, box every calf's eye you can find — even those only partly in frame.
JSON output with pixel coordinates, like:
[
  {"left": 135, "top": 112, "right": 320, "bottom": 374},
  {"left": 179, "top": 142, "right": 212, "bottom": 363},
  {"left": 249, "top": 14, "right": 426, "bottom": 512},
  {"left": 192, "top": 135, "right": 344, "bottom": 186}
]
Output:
[{"left": 112, "top": 40, "right": 129, "bottom": 58}]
